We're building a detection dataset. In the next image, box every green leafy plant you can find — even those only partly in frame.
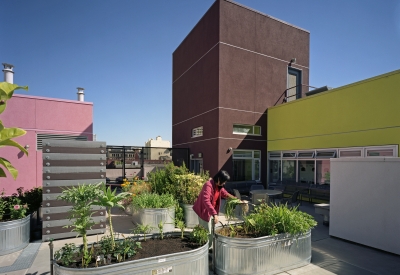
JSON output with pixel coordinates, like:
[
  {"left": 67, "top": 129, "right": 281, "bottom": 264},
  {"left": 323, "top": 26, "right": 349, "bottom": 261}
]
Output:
[
  {"left": 176, "top": 220, "right": 186, "bottom": 239},
  {"left": 131, "top": 223, "right": 153, "bottom": 241},
  {"left": 13, "top": 187, "right": 42, "bottom": 213},
  {"left": 0, "top": 82, "right": 29, "bottom": 180},
  {"left": 219, "top": 204, "right": 317, "bottom": 238},
  {"left": 57, "top": 183, "right": 101, "bottom": 267},
  {"left": 54, "top": 243, "right": 79, "bottom": 266},
  {"left": 190, "top": 224, "right": 209, "bottom": 246},
  {"left": 0, "top": 190, "right": 7, "bottom": 220},
  {"left": 146, "top": 162, "right": 209, "bottom": 205},
  {"left": 99, "top": 235, "right": 114, "bottom": 257},
  {"left": 158, "top": 220, "right": 165, "bottom": 240},
  {"left": 114, "top": 236, "right": 141, "bottom": 262},
  {"left": 131, "top": 193, "right": 176, "bottom": 209},
  {"left": 92, "top": 183, "right": 130, "bottom": 249},
  {"left": 224, "top": 197, "right": 241, "bottom": 221},
  {"left": 147, "top": 162, "right": 189, "bottom": 195},
  {"left": 174, "top": 202, "right": 184, "bottom": 226},
  {"left": 174, "top": 172, "right": 209, "bottom": 204}
]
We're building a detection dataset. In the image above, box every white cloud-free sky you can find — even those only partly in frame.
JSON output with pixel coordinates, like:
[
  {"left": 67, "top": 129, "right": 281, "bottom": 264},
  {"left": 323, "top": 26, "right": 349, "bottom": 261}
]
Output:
[{"left": 1, "top": 0, "right": 399, "bottom": 145}]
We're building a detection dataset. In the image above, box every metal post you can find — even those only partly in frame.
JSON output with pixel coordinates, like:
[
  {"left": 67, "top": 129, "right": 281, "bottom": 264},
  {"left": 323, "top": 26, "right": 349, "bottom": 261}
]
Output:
[
  {"left": 48, "top": 239, "right": 54, "bottom": 275},
  {"left": 122, "top": 146, "right": 126, "bottom": 180},
  {"left": 140, "top": 147, "right": 144, "bottom": 179},
  {"left": 212, "top": 218, "right": 216, "bottom": 273}
]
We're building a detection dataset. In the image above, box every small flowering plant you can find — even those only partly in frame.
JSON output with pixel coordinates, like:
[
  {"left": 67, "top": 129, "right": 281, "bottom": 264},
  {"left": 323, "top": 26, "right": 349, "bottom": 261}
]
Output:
[
  {"left": 9, "top": 197, "right": 28, "bottom": 220},
  {"left": 120, "top": 177, "right": 152, "bottom": 208}
]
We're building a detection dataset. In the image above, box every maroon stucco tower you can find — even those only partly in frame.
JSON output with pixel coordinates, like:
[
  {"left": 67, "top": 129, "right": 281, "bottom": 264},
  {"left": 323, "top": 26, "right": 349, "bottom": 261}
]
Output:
[{"left": 172, "top": 0, "right": 309, "bottom": 184}]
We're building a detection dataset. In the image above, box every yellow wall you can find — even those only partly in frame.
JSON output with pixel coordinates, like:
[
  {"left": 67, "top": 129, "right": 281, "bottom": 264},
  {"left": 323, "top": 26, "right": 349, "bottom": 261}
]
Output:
[{"left": 267, "top": 70, "right": 400, "bottom": 153}]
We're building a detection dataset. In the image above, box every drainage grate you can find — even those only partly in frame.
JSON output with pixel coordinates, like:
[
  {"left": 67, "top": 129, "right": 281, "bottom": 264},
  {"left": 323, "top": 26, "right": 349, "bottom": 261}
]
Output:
[{"left": 0, "top": 243, "right": 41, "bottom": 273}]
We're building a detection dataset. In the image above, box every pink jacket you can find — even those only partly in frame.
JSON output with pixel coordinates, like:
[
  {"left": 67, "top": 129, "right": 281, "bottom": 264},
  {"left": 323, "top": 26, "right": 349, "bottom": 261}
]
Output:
[{"left": 192, "top": 179, "right": 229, "bottom": 222}]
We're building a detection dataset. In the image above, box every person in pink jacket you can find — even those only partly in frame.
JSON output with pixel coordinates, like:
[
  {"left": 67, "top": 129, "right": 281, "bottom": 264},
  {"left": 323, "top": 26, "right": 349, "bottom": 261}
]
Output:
[{"left": 193, "top": 170, "right": 237, "bottom": 247}]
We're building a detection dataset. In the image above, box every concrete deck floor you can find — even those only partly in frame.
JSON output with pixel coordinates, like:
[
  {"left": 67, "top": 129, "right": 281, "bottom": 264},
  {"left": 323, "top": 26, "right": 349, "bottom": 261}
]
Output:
[{"left": 1, "top": 202, "right": 399, "bottom": 275}]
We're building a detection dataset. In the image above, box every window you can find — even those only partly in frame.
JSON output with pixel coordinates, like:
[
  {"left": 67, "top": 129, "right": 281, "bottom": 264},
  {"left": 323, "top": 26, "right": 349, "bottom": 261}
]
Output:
[
  {"left": 269, "top": 152, "right": 281, "bottom": 159},
  {"left": 233, "top": 124, "right": 261, "bottom": 135},
  {"left": 316, "top": 151, "right": 336, "bottom": 158},
  {"left": 298, "top": 151, "right": 314, "bottom": 158},
  {"left": 366, "top": 148, "right": 394, "bottom": 157},
  {"left": 282, "top": 160, "right": 296, "bottom": 182},
  {"left": 339, "top": 150, "right": 362, "bottom": 157},
  {"left": 287, "top": 68, "right": 302, "bottom": 102},
  {"left": 232, "top": 150, "right": 261, "bottom": 181},
  {"left": 192, "top": 126, "right": 203, "bottom": 138},
  {"left": 282, "top": 152, "right": 296, "bottom": 158},
  {"left": 269, "top": 160, "right": 281, "bottom": 183},
  {"left": 298, "top": 160, "right": 314, "bottom": 183},
  {"left": 316, "top": 160, "right": 330, "bottom": 185}
]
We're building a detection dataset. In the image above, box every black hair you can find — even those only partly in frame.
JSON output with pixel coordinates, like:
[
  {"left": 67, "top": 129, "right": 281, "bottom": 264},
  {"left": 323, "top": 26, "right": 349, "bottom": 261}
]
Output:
[{"left": 213, "top": 170, "right": 230, "bottom": 183}]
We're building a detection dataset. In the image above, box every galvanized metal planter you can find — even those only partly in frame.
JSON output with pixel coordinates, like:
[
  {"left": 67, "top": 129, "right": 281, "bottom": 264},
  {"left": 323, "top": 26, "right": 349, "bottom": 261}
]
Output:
[
  {"left": 132, "top": 207, "right": 175, "bottom": 234},
  {"left": 53, "top": 233, "right": 209, "bottom": 275},
  {"left": 181, "top": 203, "right": 197, "bottom": 228},
  {"left": 215, "top": 229, "right": 311, "bottom": 275},
  {"left": 0, "top": 214, "right": 31, "bottom": 255}
]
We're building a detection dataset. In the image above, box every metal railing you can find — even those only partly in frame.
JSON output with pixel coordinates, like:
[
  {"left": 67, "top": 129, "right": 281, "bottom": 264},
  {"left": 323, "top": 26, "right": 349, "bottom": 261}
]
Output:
[{"left": 273, "top": 84, "right": 317, "bottom": 106}]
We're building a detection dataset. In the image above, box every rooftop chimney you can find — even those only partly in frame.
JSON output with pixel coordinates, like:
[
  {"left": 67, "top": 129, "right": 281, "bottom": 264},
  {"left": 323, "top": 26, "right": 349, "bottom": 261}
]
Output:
[
  {"left": 2, "top": 63, "right": 14, "bottom": 84},
  {"left": 77, "top": 87, "right": 84, "bottom": 101}
]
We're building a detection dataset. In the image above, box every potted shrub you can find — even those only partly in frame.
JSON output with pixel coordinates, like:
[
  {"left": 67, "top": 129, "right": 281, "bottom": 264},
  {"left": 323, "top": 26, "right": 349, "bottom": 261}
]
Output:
[
  {"left": 147, "top": 163, "right": 209, "bottom": 228},
  {"left": 174, "top": 172, "right": 209, "bottom": 228},
  {"left": 215, "top": 202, "right": 317, "bottom": 275}
]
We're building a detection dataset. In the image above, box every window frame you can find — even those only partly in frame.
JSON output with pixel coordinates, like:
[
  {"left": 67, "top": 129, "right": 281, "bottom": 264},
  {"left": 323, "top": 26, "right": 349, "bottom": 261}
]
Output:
[
  {"left": 191, "top": 126, "right": 203, "bottom": 138},
  {"left": 232, "top": 149, "right": 261, "bottom": 181},
  {"left": 287, "top": 68, "right": 302, "bottom": 102},
  {"left": 233, "top": 124, "right": 261, "bottom": 136}
]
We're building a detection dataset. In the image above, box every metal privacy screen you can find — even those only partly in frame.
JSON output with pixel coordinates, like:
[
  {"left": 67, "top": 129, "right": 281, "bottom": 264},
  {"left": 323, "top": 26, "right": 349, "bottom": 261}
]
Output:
[{"left": 42, "top": 139, "right": 107, "bottom": 241}]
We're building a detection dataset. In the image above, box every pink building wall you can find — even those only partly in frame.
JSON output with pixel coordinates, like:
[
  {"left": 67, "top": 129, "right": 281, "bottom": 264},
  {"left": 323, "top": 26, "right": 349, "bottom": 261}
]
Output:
[{"left": 0, "top": 94, "right": 93, "bottom": 195}]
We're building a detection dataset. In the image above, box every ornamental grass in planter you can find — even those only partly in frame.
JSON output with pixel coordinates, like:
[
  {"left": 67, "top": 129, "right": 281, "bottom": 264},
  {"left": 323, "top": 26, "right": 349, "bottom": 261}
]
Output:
[
  {"left": 220, "top": 201, "right": 317, "bottom": 238},
  {"left": 215, "top": 201, "right": 317, "bottom": 275}
]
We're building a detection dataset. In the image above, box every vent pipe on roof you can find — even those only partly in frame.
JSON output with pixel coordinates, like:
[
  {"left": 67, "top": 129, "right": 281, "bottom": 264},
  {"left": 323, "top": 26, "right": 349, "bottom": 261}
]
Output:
[
  {"left": 77, "top": 87, "right": 84, "bottom": 101},
  {"left": 2, "top": 63, "right": 14, "bottom": 84}
]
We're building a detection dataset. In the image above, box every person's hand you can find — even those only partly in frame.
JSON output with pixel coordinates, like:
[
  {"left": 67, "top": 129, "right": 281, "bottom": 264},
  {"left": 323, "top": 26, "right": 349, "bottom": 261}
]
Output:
[{"left": 213, "top": 215, "right": 219, "bottom": 224}]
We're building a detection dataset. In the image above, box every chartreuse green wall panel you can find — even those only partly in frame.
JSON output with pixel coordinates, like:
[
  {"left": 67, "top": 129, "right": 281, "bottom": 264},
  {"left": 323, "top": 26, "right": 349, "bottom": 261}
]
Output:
[{"left": 268, "top": 70, "right": 400, "bottom": 153}]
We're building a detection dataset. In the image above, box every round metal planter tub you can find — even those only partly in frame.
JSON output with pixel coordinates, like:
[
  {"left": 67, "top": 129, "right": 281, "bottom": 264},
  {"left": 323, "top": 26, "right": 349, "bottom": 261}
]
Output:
[
  {"left": 53, "top": 234, "right": 209, "bottom": 275},
  {"left": 0, "top": 214, "right": 31, "bottom": 255},
  {"left": 181, "top": 203, "right": 197, "bottom": 228},
  {"left": 215, "top": 229, "right": 311, "bottom": 275},
  {"left": 132, "top": 207, "right": 175, "bottom": 234}
]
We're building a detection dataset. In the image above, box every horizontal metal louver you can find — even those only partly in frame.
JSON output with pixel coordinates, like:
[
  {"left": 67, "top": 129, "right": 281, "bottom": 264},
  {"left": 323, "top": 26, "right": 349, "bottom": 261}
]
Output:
[{"left": 37, "top": 134, "right": 87, "bottom": 150}]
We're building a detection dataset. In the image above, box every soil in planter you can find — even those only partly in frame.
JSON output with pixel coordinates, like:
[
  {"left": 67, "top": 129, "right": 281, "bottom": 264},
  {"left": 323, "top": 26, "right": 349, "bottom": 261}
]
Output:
[{"left": 57, "top": 236, "right": 202, "bottom": 269}]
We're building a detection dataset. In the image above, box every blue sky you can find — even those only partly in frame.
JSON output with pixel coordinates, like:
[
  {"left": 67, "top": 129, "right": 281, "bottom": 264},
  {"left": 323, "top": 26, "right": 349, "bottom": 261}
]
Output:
[{"left": 1, "top": 0, "right": 399, "bottom": 146}]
